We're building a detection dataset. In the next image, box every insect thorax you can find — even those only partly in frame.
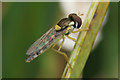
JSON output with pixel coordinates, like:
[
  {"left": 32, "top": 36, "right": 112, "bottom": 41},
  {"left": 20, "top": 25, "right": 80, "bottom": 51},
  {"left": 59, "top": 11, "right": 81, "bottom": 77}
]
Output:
[
  {"left": 64, "top": 25, "right": 74, "bottom": 35},
  {"left": 55, "top": 18, "right": 75, "bottom": 35}
]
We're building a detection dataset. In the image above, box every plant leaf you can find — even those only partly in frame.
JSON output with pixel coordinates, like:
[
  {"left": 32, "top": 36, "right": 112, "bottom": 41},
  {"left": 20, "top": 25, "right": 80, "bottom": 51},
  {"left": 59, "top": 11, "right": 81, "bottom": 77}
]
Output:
[{"left": 62, "top": 1, "right": 109, "bottom": 78}]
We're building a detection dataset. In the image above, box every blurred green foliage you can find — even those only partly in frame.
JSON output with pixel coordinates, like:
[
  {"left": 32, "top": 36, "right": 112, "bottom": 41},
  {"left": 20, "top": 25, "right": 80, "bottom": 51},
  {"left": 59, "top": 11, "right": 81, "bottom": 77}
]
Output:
[
  {"left": 2, "top": 2, "right": 118, "bottom": 78},
  {"left": 2, "top": 2, "right": 64, "bottom": 78}
]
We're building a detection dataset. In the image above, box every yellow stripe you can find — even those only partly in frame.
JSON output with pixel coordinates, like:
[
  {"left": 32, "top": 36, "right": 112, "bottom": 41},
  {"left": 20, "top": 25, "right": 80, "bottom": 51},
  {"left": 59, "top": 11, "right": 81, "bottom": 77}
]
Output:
[{"left": 55, "top": 25, "right": 61, "bottom": 30}]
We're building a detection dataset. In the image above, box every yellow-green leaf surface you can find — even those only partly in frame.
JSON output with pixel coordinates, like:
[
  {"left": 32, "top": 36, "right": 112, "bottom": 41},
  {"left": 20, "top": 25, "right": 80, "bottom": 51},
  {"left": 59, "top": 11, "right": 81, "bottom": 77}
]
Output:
[{"left": 62, "top": 1, "right": 109, "bottom": 78}]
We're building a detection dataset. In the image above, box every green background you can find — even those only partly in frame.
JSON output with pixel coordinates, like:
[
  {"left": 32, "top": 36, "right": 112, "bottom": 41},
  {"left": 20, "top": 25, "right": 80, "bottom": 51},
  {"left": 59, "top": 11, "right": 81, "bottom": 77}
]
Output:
[{"left": 2, "top": 2, "right": 118, "bottom": 78}]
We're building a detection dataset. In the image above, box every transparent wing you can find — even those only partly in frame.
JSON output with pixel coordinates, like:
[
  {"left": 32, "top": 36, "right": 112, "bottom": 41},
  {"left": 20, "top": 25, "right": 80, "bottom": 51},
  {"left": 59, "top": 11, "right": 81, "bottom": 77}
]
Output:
[
  {"left": 26, "top": 27, "right": 61, "bottom": 55},
  {"left": 26, "top": 27, "right": 63, "bottom": 62}
]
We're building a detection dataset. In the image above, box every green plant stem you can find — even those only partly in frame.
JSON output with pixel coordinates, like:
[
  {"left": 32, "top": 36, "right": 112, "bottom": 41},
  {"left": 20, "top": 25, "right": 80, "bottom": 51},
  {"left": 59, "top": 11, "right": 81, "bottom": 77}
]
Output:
[{"left": 62, "top": 1, "right": 109, "bottom": 78}]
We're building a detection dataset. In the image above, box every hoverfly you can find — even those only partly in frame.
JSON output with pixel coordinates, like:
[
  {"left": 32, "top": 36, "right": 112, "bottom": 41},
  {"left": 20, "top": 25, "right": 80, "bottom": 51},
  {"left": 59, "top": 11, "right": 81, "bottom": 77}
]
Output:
[{"left": 26, "top": 13, "right": 87, "bottom": 64}]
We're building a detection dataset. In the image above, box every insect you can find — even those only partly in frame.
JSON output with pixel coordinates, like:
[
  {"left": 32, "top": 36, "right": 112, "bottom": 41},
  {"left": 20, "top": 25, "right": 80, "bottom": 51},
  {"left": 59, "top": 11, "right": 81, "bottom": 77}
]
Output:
[{"left": 26, "top": 13, "right": 88, "bottom": 66}]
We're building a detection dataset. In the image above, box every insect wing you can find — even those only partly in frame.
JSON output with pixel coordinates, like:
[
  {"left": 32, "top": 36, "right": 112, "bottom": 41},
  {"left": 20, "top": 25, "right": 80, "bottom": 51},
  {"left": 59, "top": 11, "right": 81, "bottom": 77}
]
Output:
[{"left": 26, "top": 27, "right": 62, "bottom": 62}]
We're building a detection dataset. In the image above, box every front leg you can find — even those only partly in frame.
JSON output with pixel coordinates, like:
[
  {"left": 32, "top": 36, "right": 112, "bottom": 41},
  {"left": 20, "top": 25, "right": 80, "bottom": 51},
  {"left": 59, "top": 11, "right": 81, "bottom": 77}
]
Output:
[
  {"left": 72, "top": 28, "right": 89, "bottom": 33},
  {"left": 66, "top": 35, "right": 82, "bottom": 47}
]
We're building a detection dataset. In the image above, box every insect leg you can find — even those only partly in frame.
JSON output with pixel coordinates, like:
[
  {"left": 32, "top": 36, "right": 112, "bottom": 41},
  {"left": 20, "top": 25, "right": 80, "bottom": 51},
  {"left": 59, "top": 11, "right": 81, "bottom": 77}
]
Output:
[
  {"left": 72, "top": 28, "right": 89, "bottom": 33},
  {"left": 51, "top": 36, "right": 64, "bottom": 50},
  {"left": 66, "top": 35, "right": 76, "bottom": 42},
  {"left": 66, "top": 35, "right": 82, "bottom": 47},
  {"left": 58, "top": 36, "right": 65, "bottom": 51},
  {"left": 51, "top": 37, "right": 62, "bottom": 49},
  {"left": 51, "top": 36, "right": 72, "bottom": 69},
  {"left": 52, "top": 48, "right": 72, "bottom": 69}
]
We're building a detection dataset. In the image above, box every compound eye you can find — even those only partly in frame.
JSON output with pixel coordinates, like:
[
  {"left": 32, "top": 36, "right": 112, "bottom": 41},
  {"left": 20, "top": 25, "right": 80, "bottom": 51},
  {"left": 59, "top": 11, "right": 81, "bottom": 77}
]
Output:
[
  {"left": 69, "top": 13, "right": 77, "bottom": 18},
  {"left": 74, "top": 16, "right": 82, "bottom": 28},
  {"left": 69, "top": 13, "right": 82, "bottom": 29}
]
